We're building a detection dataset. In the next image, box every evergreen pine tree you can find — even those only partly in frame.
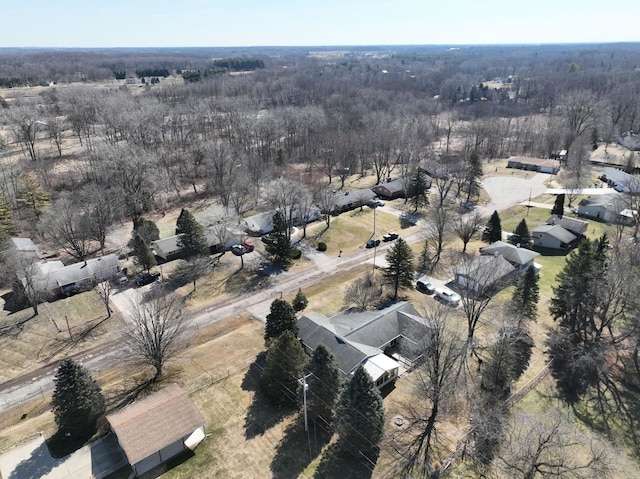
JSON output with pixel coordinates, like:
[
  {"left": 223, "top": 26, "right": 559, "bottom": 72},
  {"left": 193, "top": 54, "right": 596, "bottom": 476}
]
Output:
[
  {"left": 551, "top": 193, "right": 565, "bottom": 216},
  {"left": 264, "top": 298, "right": 298, "bottom": 345},
  {"left": 382, "top": 237, "right": 415, "bottom": 301},
  {"left": 292, "top": 288, "right": 309, "bottom": 312},
  {"left": 509, "top": 219, "right": 532, "bottom": 248},
  {"left": 510, "top": 265, "right": 540, "bottom": 323},
  {"left": 482, "top": 210, "right": 502, "bottom": 243},
  {"left": 334, "top": 366, "right": 385, "bottom": 453},
  {"left": 132, "top": 233, "right": 157, "bottom": 272},
  {"left": 51, "top": 358, "right": 106, "bottom": 437},
  {"left": 0, "top": 193, "right": 14, "bottom": 242},
  {"left": 480, "top": 338, "right": 516, "bottom": 400},
  {"left": 176, "top": 208, "right": 208, "bottom": 258},
  {"left": 265, "top": 211, "right": 293, "bottom": 265},
  {"left": 306, "top": 344, "right": 341, "bottom": 426},
  {"left": 260, "top": 331, "right": 306, "bottom": 407},
  {"left": 407, "top": 169, "right": 430, "bottom": 213}
]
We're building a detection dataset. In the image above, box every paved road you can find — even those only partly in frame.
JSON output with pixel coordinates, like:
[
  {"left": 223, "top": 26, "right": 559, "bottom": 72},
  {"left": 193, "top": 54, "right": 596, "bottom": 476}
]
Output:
[
  {"left": 0, "top": 174, "right": 551, "bottom": 415},
  {"left": 479, "top": 173, "right": 549, "bottom": 216}
]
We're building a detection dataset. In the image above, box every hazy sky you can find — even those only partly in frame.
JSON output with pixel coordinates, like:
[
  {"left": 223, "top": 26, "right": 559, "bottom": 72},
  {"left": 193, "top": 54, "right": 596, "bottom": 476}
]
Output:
[{"left": 4, "top": 0, "right": 640, "bottom": 48}]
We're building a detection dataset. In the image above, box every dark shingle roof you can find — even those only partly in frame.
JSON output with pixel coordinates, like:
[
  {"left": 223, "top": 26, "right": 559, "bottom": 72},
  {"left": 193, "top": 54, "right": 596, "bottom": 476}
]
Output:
[{"left": 480, "top": 241, "right": 539, "bottom": 265}]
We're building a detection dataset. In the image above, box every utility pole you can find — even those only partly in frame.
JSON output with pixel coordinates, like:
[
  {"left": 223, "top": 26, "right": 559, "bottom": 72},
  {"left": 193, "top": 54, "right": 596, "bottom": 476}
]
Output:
[
  {"left": 372, "top": 205, "right": 377, "bottom": 273},
  {"left": 300, "top": 373, "right": 313, "bottom": 461}
]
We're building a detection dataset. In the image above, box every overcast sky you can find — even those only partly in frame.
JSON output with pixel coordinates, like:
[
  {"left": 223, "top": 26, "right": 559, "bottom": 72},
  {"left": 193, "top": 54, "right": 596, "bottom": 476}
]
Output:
[{"left": 3, "top": 0, "right": 640, "bottom": 48}]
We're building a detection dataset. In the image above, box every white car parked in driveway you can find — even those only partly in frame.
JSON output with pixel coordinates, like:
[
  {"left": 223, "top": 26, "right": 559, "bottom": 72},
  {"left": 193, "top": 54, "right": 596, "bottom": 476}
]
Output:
[{"left": 435, "top": 288, "right": 461, "bottom": 306}]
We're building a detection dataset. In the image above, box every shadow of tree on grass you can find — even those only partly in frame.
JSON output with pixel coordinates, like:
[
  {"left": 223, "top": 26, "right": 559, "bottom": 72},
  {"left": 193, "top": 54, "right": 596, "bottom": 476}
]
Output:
[
  {"left": 313, "top": 440, "right": 379, "bottom": 479},
  {"left": 271, "top": 419, "right": 332, "bottom": 479},
  {"left": 242, "top": 352, "right": 292, "bottom": 439}
]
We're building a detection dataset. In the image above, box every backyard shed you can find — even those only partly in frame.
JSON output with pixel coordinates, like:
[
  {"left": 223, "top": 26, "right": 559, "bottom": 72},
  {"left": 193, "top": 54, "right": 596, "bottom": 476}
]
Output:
[{"left": 106, "top": 383, "right": 206, "bottom": 477}]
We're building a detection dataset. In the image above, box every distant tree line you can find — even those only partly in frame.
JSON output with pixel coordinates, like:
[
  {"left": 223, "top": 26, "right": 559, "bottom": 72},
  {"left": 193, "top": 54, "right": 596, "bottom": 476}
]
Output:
[{"left": 211, "top": 57, "right": 265, "bottom": 71}]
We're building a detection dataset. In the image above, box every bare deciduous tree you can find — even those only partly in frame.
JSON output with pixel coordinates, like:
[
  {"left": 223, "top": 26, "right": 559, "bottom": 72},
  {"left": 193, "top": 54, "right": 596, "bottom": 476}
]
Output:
[
  {"left": 343, "top": 272, "right": 382, "bottom": 310},
  {"left": 398, "top": 306, "right": 464, "bottom": 476},
  {"left": 496, "top": 410, "right": 614, "bottom": 479},
  {"left": 453, "top": 211, "right": 485, "bottom": 254},
  {"left": 124, "top": 290, "right": 190, "bottom": 381}
]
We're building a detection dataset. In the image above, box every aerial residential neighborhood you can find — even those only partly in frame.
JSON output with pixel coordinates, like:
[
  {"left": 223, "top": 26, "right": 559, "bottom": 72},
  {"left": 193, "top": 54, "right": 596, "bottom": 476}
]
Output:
[{"left": 1, "top": 39, "right": 640, "bottom": 479}]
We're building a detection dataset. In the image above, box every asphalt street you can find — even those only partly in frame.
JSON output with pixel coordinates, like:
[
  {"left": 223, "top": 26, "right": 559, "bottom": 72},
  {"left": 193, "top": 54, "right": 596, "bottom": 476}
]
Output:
[{"left": 0, "top": 173, "right": 557, "bottom": 415}]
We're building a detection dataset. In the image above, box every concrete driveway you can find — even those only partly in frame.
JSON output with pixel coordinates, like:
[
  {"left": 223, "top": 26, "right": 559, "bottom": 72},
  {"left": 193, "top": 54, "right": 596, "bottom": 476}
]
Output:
[
  {"left": 0, "top": 433, "right": 127, "bottom": 479},
  {"left": 480, "top": 173, "right": 549, "bottom": 215}
]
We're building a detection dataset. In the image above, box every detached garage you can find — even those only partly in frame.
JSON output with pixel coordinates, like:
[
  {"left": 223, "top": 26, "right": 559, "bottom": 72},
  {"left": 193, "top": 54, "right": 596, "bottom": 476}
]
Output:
[{"left": 106, "top": 383, "right": 206, "bottom": 477}]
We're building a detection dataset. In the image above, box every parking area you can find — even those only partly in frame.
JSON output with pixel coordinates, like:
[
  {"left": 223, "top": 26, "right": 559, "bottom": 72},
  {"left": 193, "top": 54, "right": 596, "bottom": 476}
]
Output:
[{"left": 0, "top": 433, "right": 126, "bottom": 479}]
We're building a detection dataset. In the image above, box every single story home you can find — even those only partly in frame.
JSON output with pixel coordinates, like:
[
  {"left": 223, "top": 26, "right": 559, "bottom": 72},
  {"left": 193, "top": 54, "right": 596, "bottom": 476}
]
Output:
[
  {"left": 372, "top": 178, "right": 409, "bottom": 200},
  {"left": 243, "top": 205, "right": 322, "bottom": 235},
  {"left": 531, "top": 224, "right": 578, "bottom": 250},
  {"left": 479, "top": 241, "right": 540, "bottom": 272},
  {"left": 298, "top": 302, "right": 433, "bottom": 388},
  {"left": 601, "top": 168, "right": 640, "bottom": 194},
  {"left": 17, "top": 254, "right": 123, "bottom": 296},
  {"left": 9, "top": 237, "right": 39, "bottom": 264},
  {"left": 151, "top": 235, "right": 183, "bottom": 261},
  {"left": 107, "top": 383, "right": 206, "bottom": 477},
  {"left": 330, "top": 189, "right": 377, "bottom": 214},
  {"left": 577, "top": 193, "right": 630, "bottom": 223},
  {"left": 372, "top": 175, "right": 432, "bottom": 200},
  {"left": 454, "top": 255, "right": 516, "bottom": 294},
  {"left": 506, "top": 156, "right": 560, "bottom": 174},
  {"left": 546, "top": 215, "right": 588, "bottom": 237},
  {"left": 152, "top": 228, "right": 242, "bottom": 260}
]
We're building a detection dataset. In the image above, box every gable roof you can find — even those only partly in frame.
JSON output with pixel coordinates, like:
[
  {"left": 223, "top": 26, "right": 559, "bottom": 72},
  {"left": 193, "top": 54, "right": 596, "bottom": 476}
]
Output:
[
  {"left": 298, "top": 302, "right": 433, "bottom": 375},
  {"left": 298, "top": 315, "right": 369, "bottom": 374},
  {"left": 106, "top": 384, "right": 205, "bottom": 466},
  {"left": 373, "top": 178, "right": 407, "bottom": 194},
  {"left": 332, "top": 189, "right": 377, "bottom": 209},
  {"left": 151, "top": 235, "right": 181, "bottom": 254},
  {"left": 578, "top": 193, "right": 621, "bottom": 208},
  {"left": 532, "top": 224, "right": 577, "bottom": 243},
  {"left": 480, "top": 241, "right": 540, "bottom": 265},
  {"left": 546, "top": 215, "right": 588, "bottom": 235},
  {"left": 454, "top": 255, "right": 515, "bottom": 288}
]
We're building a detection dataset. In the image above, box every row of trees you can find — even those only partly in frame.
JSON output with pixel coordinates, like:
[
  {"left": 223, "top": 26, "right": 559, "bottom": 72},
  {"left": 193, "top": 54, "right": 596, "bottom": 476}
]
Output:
[{"left": 260, "top": 297, "right": 386, "bottom": 455}]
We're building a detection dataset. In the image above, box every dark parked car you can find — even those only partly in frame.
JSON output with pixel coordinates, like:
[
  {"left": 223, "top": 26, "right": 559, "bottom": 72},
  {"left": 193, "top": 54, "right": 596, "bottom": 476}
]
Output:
[
  {"left": 383, "top": 232, "right": 399, "bottom": 242},
  {"left": 416, "top": 278, "right": 435, "bottom": 294},
  {"left": 366, "top": 238, "right": 381, "bottom": 248},
  {"left": 134, "top": 272, "right": 160, "bottom": 287}
]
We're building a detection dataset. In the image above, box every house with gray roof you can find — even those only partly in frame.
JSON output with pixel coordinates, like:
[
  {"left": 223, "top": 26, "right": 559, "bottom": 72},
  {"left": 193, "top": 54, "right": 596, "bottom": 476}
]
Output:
[
  {"left": 479, "top": 241, "right": 540, "bottom": 272},
  {"left": 18, "top": 254, "right": 123, "bottom": 297},
  {"left": 243, "top": 205, "right": 321, "bottom": 235},
  {"left": 298, "top": 302, "right": 433, "bottom": 388},
  {"left": 9, "top": 237, "right": 39, "bottom": 264},
  {"left": 330, "top": 189, "right": 377, "bottom": 213},
  {"left": 601, "top": 168, "right": 640, "bottom": 194},
  {"left": 578, "top": 193, "right": 624, "bottom": 222},
  {"left": 532, "top": 224, "right": 577, "bottom": 250},
  {"left": 546, "top": 215, "right": 588, "bottom": 237},
  {"left": 454, "top": 255, "right": 516, "bottom": 294}
]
